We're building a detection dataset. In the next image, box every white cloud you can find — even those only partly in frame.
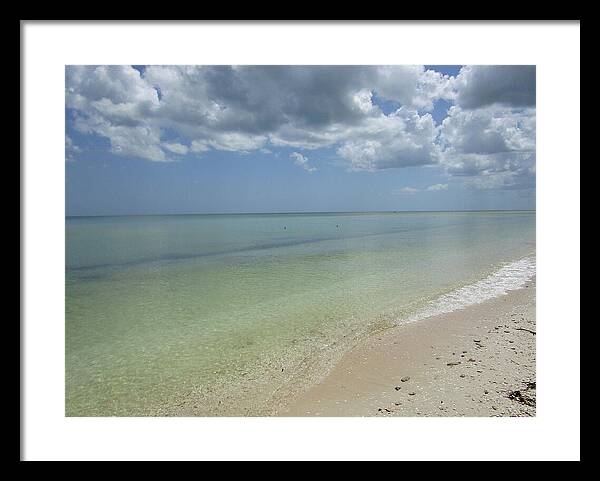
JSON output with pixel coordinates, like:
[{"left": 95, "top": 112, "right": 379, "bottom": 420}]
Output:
[
  {"left": 205, "top": 133, "right": 268, "bottom": 153},
  {"left": 352, "top": 88, "right": 377, "bottom": 114},
  {"left": 393, "top": 187, "right": 420, "bottom": 195},
  {"left": 426, "top": 183, "right": 448, "bottom": 191},
  {"left": 162, "top": 142, "right": 189, "bottom": 155},
  {"left": 66, "top": 65, "right": 159, "bottom": 110},
  {"left": 393, "top": 183, "right": 449, "bottom": 195},
  {"left": 440, "top": 104, "right": 536, "bottom": 190},
  {"left": 65, "top": 65, "right": 535, "bottom": 191},
  {"left": 66, "top": 66, "right": 167, "bottom": 162},
  {"left": 440, "top": 105, "right": 535, "bottom": 156},
  {"left": 65, "top": 65, "right": 451, "bottom": 163},
  {"left": 73, "top": 112, "right": 168, "bottom": 162},
  {"left": 65, "top": 134, "right": 81, "bottom": 162},
  {"left": 290, "top": 152, "right": 317, "bottom": 172},
  {"left": 336, "top": 108, "right": 440, "bottom": 171},
  {"left": 372, "top": 65, "right": 454, "bottom": 111},
  {"left": 190, "top": 140, "right": 210, "bottom": 154}
]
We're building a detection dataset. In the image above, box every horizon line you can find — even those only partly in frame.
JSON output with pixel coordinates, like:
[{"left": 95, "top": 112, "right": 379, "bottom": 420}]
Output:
[{"left": 66, "top": 209, "right": 536, "bottom": 219}]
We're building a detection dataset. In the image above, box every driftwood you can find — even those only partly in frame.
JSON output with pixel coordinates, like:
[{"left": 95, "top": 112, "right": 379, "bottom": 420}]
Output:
[{"left": 515, "top": 327, "right": 536, "bottom": 335}]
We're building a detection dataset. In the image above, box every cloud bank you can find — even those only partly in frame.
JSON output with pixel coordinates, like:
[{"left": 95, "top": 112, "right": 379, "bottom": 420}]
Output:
[{"left": 66, "top": 65, "right": 535, "bottom": 190}]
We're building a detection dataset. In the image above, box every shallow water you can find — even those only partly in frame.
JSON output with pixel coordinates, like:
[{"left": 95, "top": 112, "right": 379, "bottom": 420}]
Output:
[{"left": 65, "top": 211, "right": 535, "bottom": 416}]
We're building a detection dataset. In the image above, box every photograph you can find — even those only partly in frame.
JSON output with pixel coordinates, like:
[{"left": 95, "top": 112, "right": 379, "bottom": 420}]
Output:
[
  {"left": 21, "top": 20, "right": 580, "bottom": 461},
  {"left": 65, "top": 65, "right": 537, "bottom": 417}
]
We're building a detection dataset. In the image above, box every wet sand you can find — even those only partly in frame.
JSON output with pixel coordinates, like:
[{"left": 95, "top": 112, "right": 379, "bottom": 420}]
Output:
[{"left": 277, "top": 278, "right": 536, "bottom": 417}]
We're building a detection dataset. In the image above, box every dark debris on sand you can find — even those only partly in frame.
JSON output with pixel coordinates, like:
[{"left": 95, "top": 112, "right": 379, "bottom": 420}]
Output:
[{"left": 506, "top": 380, "right": 536, "bottom": 407}]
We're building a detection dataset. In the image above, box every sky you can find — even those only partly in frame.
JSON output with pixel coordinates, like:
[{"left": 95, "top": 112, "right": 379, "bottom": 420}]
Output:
[{"left": 65, "top": 65, "right": 536, "bottom": 216}]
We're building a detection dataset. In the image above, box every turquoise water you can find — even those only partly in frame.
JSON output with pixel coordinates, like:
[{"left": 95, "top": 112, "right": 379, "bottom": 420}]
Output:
[{"left": 65, "top": 211, "right": 535, "bottom": 416}]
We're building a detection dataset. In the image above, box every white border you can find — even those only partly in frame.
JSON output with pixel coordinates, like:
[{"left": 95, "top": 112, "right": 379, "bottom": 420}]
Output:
[{"left": 23, "top": 21, "right": 580, "bottom": 461}]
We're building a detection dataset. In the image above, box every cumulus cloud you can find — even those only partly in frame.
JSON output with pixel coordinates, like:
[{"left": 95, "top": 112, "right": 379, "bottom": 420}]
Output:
[
  {"left": 290, "top": 152, "right": 317, "bottom": 172},
  {"left": 336, "top": 108, "right": 440, "bottom": 171},
  {"left": 454, "top": 65, "right": 535, "bottom": 109},
  {"left": 440, "top": 104, "right": 535, "bottom": 190},
  {"left": 371, "top": 65, "right": 454, "bottom": 111},
  {"left": 66, "top": 65, "right": 159, "bottom": 110},
  {"left": 65, "top": 65, "right": 535, "bottom": 191},
  {"left": 65, "top": 65, "right": 449, "bottom": 165},
  {"left": 67, "top": 66, "right": 167, "bottom": 161}
]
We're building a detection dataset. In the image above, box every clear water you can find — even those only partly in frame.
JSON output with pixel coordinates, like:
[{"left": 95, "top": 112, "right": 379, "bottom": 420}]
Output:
[{"left": 65, "top": 211, "right": 536, "bottom": 416}]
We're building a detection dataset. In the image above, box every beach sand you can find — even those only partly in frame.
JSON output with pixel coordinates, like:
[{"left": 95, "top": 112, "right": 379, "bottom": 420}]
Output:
[{"left": 277, "top": 278, "right": 536, "bottom": 417}]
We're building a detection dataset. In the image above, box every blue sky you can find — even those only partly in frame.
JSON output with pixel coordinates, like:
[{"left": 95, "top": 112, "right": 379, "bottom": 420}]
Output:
[{"left": 66, "top": 65, "right": 535, "bottom": 216}]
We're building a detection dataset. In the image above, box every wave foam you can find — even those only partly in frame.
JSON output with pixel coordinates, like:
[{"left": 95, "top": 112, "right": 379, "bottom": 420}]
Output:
[{"left": 404, "top": 256, "right": 536, "bottom": 324}]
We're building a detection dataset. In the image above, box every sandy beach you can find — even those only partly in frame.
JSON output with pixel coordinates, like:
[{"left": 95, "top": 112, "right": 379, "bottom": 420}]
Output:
[{"left": 277, "top": 278, "right": 536, "bottom": 417}]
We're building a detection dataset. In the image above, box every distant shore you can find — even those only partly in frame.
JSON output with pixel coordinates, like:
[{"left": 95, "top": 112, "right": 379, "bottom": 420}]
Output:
[{"left": 277, "top": 278, "right": 536, "bottom": 417}]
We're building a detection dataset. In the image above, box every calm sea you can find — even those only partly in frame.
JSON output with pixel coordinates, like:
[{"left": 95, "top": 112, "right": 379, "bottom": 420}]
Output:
[{"left": 66, "top": 211, "right": 535, "bottom": 416}]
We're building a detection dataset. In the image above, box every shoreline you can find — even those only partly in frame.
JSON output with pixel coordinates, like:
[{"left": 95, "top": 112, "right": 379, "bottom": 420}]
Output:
[{"left": 276, "top": 277, "right": 536, "bottom": 417}]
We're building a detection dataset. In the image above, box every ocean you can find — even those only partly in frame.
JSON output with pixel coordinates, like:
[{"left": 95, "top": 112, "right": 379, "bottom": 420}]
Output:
[{"left": 65, "top": 211, "right": 536, "bottom": 416}]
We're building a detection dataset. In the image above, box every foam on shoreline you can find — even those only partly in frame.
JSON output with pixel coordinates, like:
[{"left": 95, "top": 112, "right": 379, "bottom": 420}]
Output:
[{"left": 404, "top": 256, "right": 536, "bottom": 324}]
